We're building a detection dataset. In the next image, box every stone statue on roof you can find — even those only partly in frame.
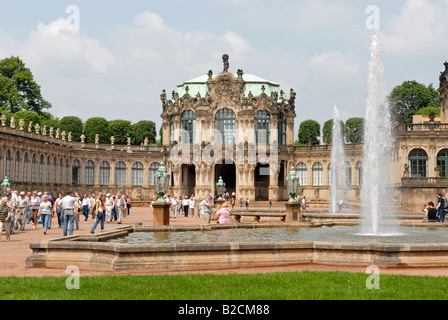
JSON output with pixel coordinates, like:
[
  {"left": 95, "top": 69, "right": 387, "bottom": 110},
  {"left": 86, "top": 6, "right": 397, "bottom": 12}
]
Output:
[{"left": 222, "top": 54, "right": 229, "bottom": 73}]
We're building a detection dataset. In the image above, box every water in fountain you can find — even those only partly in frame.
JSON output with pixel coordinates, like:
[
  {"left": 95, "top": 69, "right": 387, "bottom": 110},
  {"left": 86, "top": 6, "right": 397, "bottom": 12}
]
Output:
[
  {"left": 330, "top": 105, "right": 346, "bottom": 214},
  {"left": 361, "top": 31, "right": 398, "bottom": 235}
]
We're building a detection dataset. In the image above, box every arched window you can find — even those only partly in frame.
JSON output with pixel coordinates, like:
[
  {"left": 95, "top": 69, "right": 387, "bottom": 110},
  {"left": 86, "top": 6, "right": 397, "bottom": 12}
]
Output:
[
  {"left": 278, "top": 112, "right": 287, "bottom": 146},
  {"left": 85, "top": 160, "right": 95, "bottom": 186},
  {"left": 409, "top": 149, "right": 428, "bottom": 178},
  {"left": 356, "top": 161, "right": 363, "bottom": 186},
  {"left": 59, "top": 159, "right": 63, "bottom": 185},
  {"left": 328, "top": 163, "right": 336, "bottom": 187},
  {"left": 14, "top": 152, "right": 20, "bottom": 183},
  {"left": 312, "top": 162, "right": 324, "bottom": 187},
  {"left": 46, "top": 157, "right": 50, "bottom": 184},
  {"left": 115, "top": 161, "right": 126, "bottom": 187},
  {"left": 66, "top": 159, "right": 69, "bottom": 185},
  {"left": 181, "top": 111, "right": 196, "bottom": 144},
  {"left": 345, "top": 161, "right": 352, "bottom": 186},
  {"left": 169, "top": 116, "right": 175, "bottom": 145},
  {"left": 31, "top": 155, "right": 37, "bottom": 184},
  {"left": 72, "top": 160, "right": 81, "bottom": 185},
  {"left": 23, "top": 153, "right": 29, "bottom": 183},
  {"left": 39, "top": 155, "right": 44, "bottom": 184},
  {"left": 132, "top": 162, "right": 143, "bottom": 186},
  {"left": 53, "top": 158, "right": 57, "bottom": 184},
  {"left": 215, "top": 109, "right": 236, "bottom": 145},
  {"left": 5, "top": 151, "right": 11, "bottom": 179},
  {"left": 296, "top": 162, "right": 307, "bottom": 186},
  {"left": 254, "top": 110, "right": 270, "bottom": 144},
  {"left": 99, "top": 161, "right": 110, "bottom": 186},
  {"left": 149, "top": 162, "right": 160, "bottom": 186},
  {"left": 437, "top": 149, "right": 448, "bottom": 178}
]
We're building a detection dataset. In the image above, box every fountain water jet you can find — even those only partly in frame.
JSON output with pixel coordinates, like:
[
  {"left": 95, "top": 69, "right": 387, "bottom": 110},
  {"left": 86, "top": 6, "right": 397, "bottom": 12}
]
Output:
[
  {"left": 330, "top": 106, "right": 346, "bottom": 214},
  {"left": 361, "top": 31, "right": 398, "bottom": 236}
]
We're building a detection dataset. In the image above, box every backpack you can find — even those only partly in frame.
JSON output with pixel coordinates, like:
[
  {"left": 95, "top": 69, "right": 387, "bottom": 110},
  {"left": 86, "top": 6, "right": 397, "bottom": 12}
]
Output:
[{"left": 444, "top": 198, "right": 448, "bottom": 210}]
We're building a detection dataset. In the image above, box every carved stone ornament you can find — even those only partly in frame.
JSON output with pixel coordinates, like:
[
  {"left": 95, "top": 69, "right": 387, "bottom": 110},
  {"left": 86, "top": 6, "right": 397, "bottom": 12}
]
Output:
[{"left": 1, "top": 114, "right": 6, "bottom": 126}]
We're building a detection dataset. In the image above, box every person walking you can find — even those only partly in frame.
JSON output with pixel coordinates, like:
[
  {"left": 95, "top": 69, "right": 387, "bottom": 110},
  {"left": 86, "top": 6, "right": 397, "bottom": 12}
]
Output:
[
  {"left": 114, "top": 193, "right": 126, "bottom": 224},
  {"left": 38, "top": 195, "right": 52, "bottom": 235},
  {"left": 89, "top": 194, "right": 96, "bottom": 219},
  {"left": 182, "top": 196, "right": 190, "bottom": 217},
  {"left": 0, "top": 197, "right": 11, "bottom": 242},
  {"left": 29, "top": 191, "right": 41, "bottom": 230},
  {"left": 54, "top": 193, "right": 64, "bottom": 228},
  {"left": 171, "top": 196, "right": 180, "bottom": 218},
  {"left": 199, "top": 196, "right": 213, "bottom": 224},
  {"left": 91, "top": 193, "right": 105, "bottom": 233},
  {"left": 58, "top": 191, "right": 81, "bottom": 237},
  {"left": 437, "top": 193, "right": 445, "bottom": 222},
  {"left": 6, "top": 193, "right": 17, "bottom": 234},
  {"left": 105, "top": 193, "right": 114, "bottom": 222},
  {"left": 81, "top": 194, "right": 90, "bottom": 221},
  {"left": 16, "top": 191, "right": 30, "bottom": 231},
  {"left": 189, "top": 195, "right": 195, "bottom": 218}
]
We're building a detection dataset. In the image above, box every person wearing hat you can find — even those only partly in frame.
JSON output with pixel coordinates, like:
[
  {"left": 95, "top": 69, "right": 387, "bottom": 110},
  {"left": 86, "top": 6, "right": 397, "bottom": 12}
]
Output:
[
  {"left": 104, "top": 193, "right": 114, "bottom": 223},
  {"left": 15, "top": 191, "right": 30, "bottom": 231}
]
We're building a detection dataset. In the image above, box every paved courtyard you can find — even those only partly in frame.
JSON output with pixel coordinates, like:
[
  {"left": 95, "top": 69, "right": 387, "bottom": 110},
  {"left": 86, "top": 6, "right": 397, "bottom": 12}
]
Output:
[{"left": 1, "top": 205, "right": 448, "bottom": 278}]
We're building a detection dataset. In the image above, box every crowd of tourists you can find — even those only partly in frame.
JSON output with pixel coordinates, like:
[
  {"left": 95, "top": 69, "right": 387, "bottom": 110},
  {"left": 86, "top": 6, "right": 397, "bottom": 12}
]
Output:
[{"left": 0, "top": 188, "right": 131, "bottom": 241}]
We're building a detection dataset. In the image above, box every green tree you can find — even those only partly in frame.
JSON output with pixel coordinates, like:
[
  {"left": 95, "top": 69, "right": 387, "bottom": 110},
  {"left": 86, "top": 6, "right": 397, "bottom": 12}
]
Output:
[
  {"left": 344, "top": 118, "right": 364, "bottom": 144},
  {"left": 0, "top": 56, "right": 51, "bottom": 114},
  {"left": 129, "top": 120, "right": 156, "bottom": 145},
  {"left": 59, "top": 116, "right": 83, "bottom": 142},
  {"left": 11, "top": 110, "right": 43, "bottom": 130},
  {"left": 322, "top": 119, "right": 344, "bottom": 145},
  {"left": 297, "top": 120, "right": 320, "bottom": 146},
  {"left": 389, "top": 80, "right": 440, "bottom": 123},
  {"left": 109, "top": 119, "right": 131, "bottom": 145},
  {"left": 416, "top": 106, "right": 441, "bottom": 116},
  {"left": 84, "top": 117, "right": 111, "bottom": 144}
]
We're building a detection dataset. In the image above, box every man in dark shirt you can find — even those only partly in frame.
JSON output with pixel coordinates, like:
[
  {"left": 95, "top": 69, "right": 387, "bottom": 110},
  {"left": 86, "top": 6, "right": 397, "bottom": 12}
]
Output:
[
  {"left": 0, "top": 197, "right": 11, "bottom": 241},
  {"left": 425, "top": 201, "right": 438, "bottom": 222}
]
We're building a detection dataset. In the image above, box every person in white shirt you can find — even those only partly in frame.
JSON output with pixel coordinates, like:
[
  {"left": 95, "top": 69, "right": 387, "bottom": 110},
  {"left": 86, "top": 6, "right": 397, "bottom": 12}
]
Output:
[
  {"left": 182, "top": 196, "right": 190, "bottom": 217},
  {"left": 58, "top": 191, "right": 81, "bottom": 237},
  {"left": 189, "top": 195, "right": 195, "bottom": 218},
  {"left": 171, "top": 196, "right": 180, "bottom": 218},
  {"left": 114, "top": 193, "right": 126, "bottom": 224},
  {"left": 82, "top": 194, "right": 91, "bottom": 221},
  {"left": 104, "top": 193, "right": 114, "bottom": 222}
]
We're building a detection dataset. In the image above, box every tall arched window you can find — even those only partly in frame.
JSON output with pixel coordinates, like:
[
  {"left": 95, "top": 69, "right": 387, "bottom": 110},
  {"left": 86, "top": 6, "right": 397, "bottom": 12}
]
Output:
[
  {"left": 409, "top": 149, "right": 428, "bottom": 178},
  {"left": 169, "top": 116, "right": 175, "bottom": 145},
  {"left": 437, "top": 149, "right": 448, "bottom": 178},
  {"left": 345, "top": 161, "right": 352, "bottom": 186},
  {"left": 46, "top": 157, "right": 50, "bottom": 184},
  {"left": 53, "top": 158, "right": 57, "bottom": 184},
  {"left": 278, "top": 112, "right": 287, "bottom": 146},
  {"left": 5, "top": 151, "right": 11, "bottom": 179},
  {"left": 14, "top": 152, "right": 20, "bottom": 182},
  {"left": 59, "top": 159, "right": 63, "bottom": 185},
  {"left": 31, "top": 155, "right": 37, "bottom": 184},
  {"left": 85, "top": 160, "right": 95, "bottom": 186},
  {"left": 39, "top": 155, "right": 44, "bottom": 184},
  {"left": 181, "top": 111, "right": 196, "bottom": 144},
  {"left": 312, "top": 162, "right": 324, "bottom": 187},
  {"left": 356, "top": 161, "right": 363, "bottom": 186},
  {"left": 99, "top": 161, "right": 110, "bottom": 186},
  {"left": 115, "top": 161, "right": 126, "bottom": 187},
  {"left": 296, "top": 162, "right": 307, "bottom": 186},
  {"left": 215, "top": 109, "right": 236, "bottom": 145},
  {"left": 66, "top": 159, "right": 69, "bottom": 185},
  {"left": 149, "top": 162, "right": 160, "bottom": 186},
  {"left": 254, "top": 110, "right": 270, "bottom": 144},
  {"left": 72, "top": 159, "right": 81, "bottom": 185},
  {"left": 23, "top": 153, "right": 29, "bottom": 183},
  {"left": 132, "top": 162, "right": 143, "bottom": 186}
]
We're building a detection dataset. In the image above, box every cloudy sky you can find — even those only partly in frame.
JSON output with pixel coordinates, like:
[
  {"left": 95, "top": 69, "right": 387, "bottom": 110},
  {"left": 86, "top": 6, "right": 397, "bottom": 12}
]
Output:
[{"left": 0, "top": 0, "right": 447, "bottom": 138}]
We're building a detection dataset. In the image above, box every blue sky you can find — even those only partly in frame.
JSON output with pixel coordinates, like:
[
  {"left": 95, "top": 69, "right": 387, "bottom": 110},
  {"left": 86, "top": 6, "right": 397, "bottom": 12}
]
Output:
[{"left": 0, "top": 0, "right": 447, "bottom": 137}]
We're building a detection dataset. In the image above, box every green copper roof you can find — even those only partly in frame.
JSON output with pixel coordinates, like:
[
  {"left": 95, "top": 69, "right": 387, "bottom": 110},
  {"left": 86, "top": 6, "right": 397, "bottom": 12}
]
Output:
[{"left": 176, "top": 73, "right": 282, "bottom": 99}]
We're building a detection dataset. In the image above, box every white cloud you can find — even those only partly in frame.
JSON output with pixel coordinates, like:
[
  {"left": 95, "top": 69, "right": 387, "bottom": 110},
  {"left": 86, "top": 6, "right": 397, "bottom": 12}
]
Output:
[{"left": 382, "top": 0, "right": 448, "bottom": 57}]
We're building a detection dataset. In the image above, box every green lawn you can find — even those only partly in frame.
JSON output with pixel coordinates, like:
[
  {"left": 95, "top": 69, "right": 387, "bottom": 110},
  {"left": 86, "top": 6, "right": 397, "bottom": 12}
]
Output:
[{"left": 0, "top": 271, "right": 447, "bottom": 300}]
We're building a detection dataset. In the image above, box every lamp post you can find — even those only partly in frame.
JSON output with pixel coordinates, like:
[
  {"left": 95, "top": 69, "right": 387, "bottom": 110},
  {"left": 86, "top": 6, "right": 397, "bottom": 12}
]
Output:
[
  {"left": 152, "top": 162, "right": 171, "bottom": 226},
  {"left": 285, "top": 167, "right": 301, "bottom": 223},
  {"left": 286, "top": 167, "right": 300, "bottom": 202},
  {"left": 154, "top": 162, "right": 170, "bottom": 203},
  {"left": 1, "top": 176, "right": 10, "bottom": 196},
  {"left": 216, "top": 176, "right": 226, "bottom": 201}
]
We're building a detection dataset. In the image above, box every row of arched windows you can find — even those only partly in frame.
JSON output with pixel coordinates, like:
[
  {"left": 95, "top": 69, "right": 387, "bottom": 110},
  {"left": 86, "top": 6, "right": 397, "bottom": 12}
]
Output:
[
  {"left": 294, "top": 161, "right": 363, "bottom": 187},
  {"left": 409, "top": 149, "right": 448, "bottom": 178},
  {"left": 171, "top": 109, "right": 287, "bottom": 146},
  {"left": 0, "top": 150, "right": 161, "bottom": 188}
]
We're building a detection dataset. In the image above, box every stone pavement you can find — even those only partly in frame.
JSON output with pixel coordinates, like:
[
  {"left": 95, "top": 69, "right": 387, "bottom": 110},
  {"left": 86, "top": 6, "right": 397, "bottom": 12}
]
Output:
[{"left": 1, "top": 205, "right": 448, "bottom": 278}]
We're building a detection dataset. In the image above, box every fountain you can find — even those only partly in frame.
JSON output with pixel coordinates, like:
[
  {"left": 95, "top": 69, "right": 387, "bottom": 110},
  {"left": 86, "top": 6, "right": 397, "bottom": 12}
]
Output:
[
  {"left": 361, "top": 31, "right": 398, "bottom": 236},
  {"left": 330, "top": 106, "right": 346, "bottom": 214}
]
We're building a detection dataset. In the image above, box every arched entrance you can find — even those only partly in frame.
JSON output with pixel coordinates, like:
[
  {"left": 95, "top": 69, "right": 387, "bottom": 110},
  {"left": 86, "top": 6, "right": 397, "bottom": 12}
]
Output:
[
  {"left": 255, "top": 163, "right": 270, "bottom": 201},
  {"left": 214, "top": 163, "right": 236, "bottom": 197}
]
